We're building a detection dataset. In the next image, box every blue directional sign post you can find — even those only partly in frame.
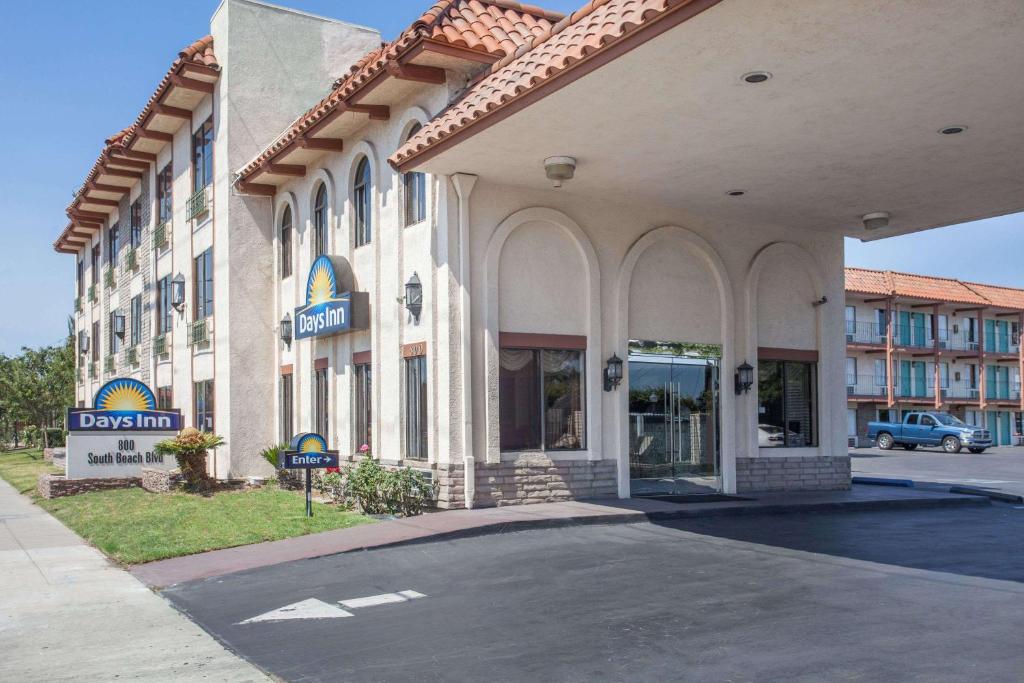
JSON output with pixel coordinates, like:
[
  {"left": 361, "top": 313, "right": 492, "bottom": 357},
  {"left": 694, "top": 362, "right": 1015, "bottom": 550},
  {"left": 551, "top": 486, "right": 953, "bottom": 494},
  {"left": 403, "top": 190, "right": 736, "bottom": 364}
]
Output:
[{"left": 280, "top": 433, "right": 339, "bottom": 517}]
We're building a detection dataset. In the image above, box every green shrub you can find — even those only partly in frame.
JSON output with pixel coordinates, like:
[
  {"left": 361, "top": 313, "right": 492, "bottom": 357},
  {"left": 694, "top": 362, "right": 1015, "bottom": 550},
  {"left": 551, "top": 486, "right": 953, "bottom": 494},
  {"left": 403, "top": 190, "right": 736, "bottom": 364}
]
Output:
[
  {"left": 345, "top": 457, "right": 433, "bottom": 516},
  {"left": 23, "top": 425, "right": 40, "bottom": 447},
  {"left": 155, "top": 428, "right": 225, "bottom": 492},
  {"left": 44, "top": 428, "right": 66, "bottom": 447},
  {"left": 260, "top": 443, "right": 288, "bottom": 469},
  {"left": 314, "top": 470, "right": 353, "bottom": 508}
]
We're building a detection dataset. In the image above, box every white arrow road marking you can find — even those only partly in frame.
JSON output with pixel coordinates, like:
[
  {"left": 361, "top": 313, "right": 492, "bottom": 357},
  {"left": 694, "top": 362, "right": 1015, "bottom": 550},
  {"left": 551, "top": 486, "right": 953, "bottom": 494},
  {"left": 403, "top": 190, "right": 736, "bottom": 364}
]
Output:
[
  {"left": 339, "top": 590, "right": 427, "bottom": 609},
  {"left": 238, "top": 598, "right": 353, "bottom": 625}
]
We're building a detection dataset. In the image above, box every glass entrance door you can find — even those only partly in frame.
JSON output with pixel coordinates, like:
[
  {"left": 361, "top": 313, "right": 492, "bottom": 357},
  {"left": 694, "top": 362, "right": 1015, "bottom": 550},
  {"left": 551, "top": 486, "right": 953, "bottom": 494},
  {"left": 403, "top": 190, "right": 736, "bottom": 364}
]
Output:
[{"left": 628, "top": 349, "right": 720, "bottom": 496}]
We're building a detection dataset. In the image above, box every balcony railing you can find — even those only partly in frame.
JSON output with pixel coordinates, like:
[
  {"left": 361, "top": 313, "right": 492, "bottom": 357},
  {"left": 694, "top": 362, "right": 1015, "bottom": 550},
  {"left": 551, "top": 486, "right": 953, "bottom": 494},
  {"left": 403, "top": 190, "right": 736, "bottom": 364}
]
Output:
[
  {"left": 845, "top": 321, "right": 887, "bottom": 346},
  {"left": 846, "top": 373, "right": 890, "bottom": 398},
  {"left": 152, "top": 334, "right": 169, "bottom": 358},
  {"left": 185, "top": 186, "right": 212, "bottom": 222},
  {"left": 188, "top": 317, "right": 211, "bottom": 346},
  {"left": 124, "top": 247, "right": 138, "bottom": 272},
  {"left": 74, "top": 297, "right": 82, "bottom": 313},
  {"left": 76, "top": 366, "right": 82, "bottom": 384},
  {"left": 103, "top": 355, "right": 115, "bottom": 374},
  {"left": 104, "top": 266, "right": 116, "bottom": 290},
  {"left": 125, "top": 347, "right": 139, "bottom": 367},
  {"left": 88, "top": 362, "right": 97, "bottom": 380},
  {"left": 88, "top": 284, "right": 97, "bottom": 303},
  {"left": 153, "top": 220, "right": 170, "bottom": 251}
]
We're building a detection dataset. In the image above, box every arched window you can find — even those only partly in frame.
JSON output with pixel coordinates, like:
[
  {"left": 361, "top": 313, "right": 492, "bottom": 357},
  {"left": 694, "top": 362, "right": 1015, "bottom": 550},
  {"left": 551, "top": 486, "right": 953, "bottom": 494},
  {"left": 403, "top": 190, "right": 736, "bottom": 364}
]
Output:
[
  {"left": 403, "top": 123, "right": 426, "bottom": 226},
  {"left": 312, "top": 184, "right": 328, "bottom": 257},
  {"left": 353, "top": 157, "right": 372, "bottom": 247},
  {"left": 279, "top": 205, "right": 292, "bottom": 279}
]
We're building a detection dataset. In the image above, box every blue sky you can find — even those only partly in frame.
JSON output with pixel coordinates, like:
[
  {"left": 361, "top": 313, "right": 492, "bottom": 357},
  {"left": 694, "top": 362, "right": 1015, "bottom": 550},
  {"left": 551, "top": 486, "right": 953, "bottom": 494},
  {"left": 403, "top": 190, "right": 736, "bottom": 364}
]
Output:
[{"left": 0, "top": 0, "right": 1021, "bottom": 355}]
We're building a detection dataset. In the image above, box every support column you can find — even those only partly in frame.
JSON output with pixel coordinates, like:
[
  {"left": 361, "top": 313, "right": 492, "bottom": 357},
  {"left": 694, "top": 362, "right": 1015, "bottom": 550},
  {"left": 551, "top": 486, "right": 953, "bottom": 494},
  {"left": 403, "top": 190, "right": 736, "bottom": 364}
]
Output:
[
  {"left": 1018, "top": 312, "right": 1023, "bottom": 414},
  {"left": 933, "top": 304, "right": 942, "bottom": 410},
  {"left": 451, "top": 173, "right": 478, "bottom": 509},
  {"left": 885, "top": 298, "right": 895, "bottom": 408},
  {"left": 978, "top": 310, "right": 987, "bottom": 412}
]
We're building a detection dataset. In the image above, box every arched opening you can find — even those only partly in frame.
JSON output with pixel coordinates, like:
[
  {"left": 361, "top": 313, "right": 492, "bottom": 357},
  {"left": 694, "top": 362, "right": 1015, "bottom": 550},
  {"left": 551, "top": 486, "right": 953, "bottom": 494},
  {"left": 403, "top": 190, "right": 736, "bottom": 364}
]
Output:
[
  {"left": 312, "top": 184, "right": 328, "bottom": 257},
  {"left": 353, "top": 157, "right": 372, "bottom": 246},
  {"left": 279, "top": 204, "right": 292, "bottom": 279}
]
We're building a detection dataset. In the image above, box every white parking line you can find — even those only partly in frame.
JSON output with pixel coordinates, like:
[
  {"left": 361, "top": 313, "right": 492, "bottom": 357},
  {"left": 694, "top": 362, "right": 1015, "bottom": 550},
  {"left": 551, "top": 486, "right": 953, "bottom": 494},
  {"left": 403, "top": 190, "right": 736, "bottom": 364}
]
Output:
[{"left": 339, "top": 590, "right": 426, "bottom": 609}]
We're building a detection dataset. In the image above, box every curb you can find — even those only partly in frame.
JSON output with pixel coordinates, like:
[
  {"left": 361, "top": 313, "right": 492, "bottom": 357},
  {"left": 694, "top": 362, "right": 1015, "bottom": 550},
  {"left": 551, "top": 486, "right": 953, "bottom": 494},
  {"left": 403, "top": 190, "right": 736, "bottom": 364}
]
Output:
[
  {"left": 852, "top": 476, "right": 915, "bottom": 487},
  {"left": 948, "top": 486, "right": 1024, "bottom": 504}
]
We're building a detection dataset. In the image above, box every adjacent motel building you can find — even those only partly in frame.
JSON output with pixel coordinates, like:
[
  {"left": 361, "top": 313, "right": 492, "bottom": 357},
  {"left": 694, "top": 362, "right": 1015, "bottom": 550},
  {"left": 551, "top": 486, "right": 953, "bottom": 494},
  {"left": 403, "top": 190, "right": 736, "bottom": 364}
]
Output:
[
  {"left": 846, "top": 268, "right": 1024, "bottom": 448},
  {"left": 55, "top": 0, "right": 1024, "bottom": 506}
]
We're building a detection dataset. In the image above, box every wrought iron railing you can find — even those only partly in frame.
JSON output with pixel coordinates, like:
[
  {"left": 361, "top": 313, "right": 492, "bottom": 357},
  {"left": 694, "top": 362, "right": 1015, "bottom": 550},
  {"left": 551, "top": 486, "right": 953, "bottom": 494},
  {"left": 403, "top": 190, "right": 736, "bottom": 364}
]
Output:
[
  {"left": 74, "top": 297, "right": 82, "bottom": 313},
  {"left": 185, "top": 186, "right": 211, "bottom": 222},
  {"left": 153, "top": 221, "right": 170, "bottom": 250},
  {"left": 124, "top": 248, "right": 138, "bottom": 272},
  {"left": 88, "top": 362, "right": 97, "bottom": 380},
  {"left": 103, "top": 355, "right": 115, "bottom": 374},
  {"left": 188, "top": 318, "right": 211, "bottom": 346},
  {"left": 125, "top": 347, "right": 139, "bottom": 367},
  {"left": 88, "top": 284, "right": 97, "bottom": 303},
  {"left": 104, "top": 266, "right": 115, "bottom": 290},
  {"left": 152, "top": 334, "right": 169, "bottom": 357}
]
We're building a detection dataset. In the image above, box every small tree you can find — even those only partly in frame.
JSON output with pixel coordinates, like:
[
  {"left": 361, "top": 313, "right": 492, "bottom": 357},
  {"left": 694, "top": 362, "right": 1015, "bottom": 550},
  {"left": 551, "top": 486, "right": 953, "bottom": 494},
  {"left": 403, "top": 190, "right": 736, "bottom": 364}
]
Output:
[{"left": 154, "top": 428, "right": 225, "bottom": 492}]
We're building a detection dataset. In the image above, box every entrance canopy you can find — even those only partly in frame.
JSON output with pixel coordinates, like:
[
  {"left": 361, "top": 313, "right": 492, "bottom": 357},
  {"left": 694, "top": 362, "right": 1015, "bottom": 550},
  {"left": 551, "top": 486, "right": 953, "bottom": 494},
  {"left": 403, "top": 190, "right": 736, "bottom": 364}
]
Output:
[{"left": 394, "top": 0, "right": 1024, "bottom": 240}]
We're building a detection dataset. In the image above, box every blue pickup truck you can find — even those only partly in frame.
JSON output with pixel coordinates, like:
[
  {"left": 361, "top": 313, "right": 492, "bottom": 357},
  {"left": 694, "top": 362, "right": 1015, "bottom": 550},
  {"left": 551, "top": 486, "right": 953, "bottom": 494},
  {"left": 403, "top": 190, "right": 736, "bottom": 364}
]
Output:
[{"left": 867, "top": 411, "right": 992, "bottom": 453}]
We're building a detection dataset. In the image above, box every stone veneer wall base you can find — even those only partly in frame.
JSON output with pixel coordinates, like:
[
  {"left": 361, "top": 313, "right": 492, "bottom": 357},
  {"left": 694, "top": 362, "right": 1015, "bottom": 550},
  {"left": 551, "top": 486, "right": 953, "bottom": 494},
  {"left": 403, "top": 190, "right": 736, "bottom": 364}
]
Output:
[
  {"left": 735, "top": 455, "right": 851, "bottom": 493},
  {"left": 37, "top": 473, "right": 139, "bottom": 499}
]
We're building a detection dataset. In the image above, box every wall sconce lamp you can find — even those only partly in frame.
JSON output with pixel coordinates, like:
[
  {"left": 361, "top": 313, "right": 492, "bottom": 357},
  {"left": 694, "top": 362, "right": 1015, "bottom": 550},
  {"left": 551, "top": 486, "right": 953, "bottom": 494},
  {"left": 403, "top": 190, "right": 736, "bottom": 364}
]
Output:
[
  {"left": 78, "top": 331, "right": 90, "bottom": 355},
  {"left": 812, "top": 295, "right": 828, "bottom": 307},
  {"left": 280, "top": 313, "right": 292, "bottom": 349},
  {"left": 113, "top": 312, "right": 126, "bottom": 339},
  {"left": 735, "top": 361, "right": 754, "bottom": 395},
  {"left": 171, "top": 273, "right": 186, "bottom": 310},
  {"left": 603, "top": 353, "right": 623, "bottom": 391},
  {"left": 403, "top": 272, "right": 423, "bottom": 322}
]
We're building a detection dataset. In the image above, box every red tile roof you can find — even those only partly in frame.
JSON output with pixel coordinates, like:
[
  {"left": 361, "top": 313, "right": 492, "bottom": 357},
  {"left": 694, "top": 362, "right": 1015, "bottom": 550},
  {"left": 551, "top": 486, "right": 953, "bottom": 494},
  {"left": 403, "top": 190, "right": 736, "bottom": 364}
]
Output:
[
  {"left": 390, "top": 0, "right": 722, "bottom": 169},
  {"left": 55, "top": 37, "right": 219, "bottom": 253},
  {"left": 237, "top": 0, "right": 562, "bottom": 181},
  {"left": 846, "top": 268, "right": 1024, "bottom": 310}
]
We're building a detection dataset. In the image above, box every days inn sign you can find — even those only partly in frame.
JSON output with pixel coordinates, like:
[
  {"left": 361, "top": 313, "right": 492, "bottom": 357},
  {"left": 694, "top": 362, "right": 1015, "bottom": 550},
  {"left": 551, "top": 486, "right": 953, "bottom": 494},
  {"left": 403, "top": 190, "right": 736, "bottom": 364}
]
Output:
[{"left": 294, "top": 255, "right": 369, "bottom": 340}]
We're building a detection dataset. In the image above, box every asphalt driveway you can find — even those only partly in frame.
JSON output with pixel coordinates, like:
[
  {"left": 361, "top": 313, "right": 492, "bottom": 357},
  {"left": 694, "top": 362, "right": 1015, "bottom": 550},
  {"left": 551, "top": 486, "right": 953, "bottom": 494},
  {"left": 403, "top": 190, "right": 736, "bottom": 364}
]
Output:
[
  {"left": 852, "top": 444, "right": 1024, "bottom": 496},
  {"left": 166, "top": 505, "right": 1024, "bottom": 682}
]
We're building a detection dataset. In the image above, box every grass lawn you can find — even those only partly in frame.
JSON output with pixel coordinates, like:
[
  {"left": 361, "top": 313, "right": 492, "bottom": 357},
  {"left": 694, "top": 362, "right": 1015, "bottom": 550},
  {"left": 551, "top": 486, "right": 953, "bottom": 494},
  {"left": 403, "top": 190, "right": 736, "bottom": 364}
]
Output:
[{"left": 0, "top": 449, "right": 374, "bottom": 565}]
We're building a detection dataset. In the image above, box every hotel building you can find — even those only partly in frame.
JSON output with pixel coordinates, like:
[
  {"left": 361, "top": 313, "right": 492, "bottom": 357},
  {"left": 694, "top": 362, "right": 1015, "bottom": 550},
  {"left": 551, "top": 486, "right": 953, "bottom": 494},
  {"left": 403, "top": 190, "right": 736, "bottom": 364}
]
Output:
[
  {"left": 54, "top": 0, "right": 1024, "bottom": 505},
  {"left": 846, "top": 268, "right": 1024, "bottom": 448}
]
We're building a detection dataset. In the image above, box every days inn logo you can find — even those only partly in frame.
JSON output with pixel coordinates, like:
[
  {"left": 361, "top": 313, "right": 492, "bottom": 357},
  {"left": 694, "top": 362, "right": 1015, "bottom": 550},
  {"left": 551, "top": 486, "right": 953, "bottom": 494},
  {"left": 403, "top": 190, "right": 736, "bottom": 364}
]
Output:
[
  {"left": 68, "top": 378, "right": 182, "bottom": 432},
  {"left": 294, "top": 256, "right": 369, "bottom": 340},
  {"left": 280, "top": 432, "right": 339, "bottom": 469}
]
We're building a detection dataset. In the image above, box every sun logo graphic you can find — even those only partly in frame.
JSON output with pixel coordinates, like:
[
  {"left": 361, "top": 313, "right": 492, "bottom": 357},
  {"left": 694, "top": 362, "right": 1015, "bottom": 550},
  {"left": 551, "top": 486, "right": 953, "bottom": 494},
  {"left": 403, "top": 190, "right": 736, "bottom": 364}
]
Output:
[
  {"left": 95, "top": 379, "right": 156, "bottom": 412},
  {"left": 306, "top": 256, "right": 337, "bottom": 306},
  {"left": 298, "top": 433, "right": 329, "bottom": 454}
]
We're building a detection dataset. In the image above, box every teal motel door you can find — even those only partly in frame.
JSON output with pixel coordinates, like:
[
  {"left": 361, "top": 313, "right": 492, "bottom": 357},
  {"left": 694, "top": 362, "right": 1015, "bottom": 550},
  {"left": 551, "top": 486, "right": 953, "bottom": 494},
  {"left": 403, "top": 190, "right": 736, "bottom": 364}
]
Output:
[{"left": 987, "top": 411, "right": 1011, "bottom": 446}]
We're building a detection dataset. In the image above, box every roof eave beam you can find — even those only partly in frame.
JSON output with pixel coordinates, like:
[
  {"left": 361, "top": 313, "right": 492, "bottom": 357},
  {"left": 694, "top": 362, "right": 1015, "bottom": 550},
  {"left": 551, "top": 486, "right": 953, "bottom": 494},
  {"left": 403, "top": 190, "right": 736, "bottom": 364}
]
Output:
[{"left": 169, "top": 74, "right": 215, "bottom": 94}]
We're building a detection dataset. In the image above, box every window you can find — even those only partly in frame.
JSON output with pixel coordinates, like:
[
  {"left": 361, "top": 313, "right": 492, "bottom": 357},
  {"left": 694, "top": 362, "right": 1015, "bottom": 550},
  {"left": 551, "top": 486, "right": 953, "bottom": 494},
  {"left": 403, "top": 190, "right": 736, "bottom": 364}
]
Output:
[
  {"left": 312, "top": 185, "right": 327, "bottom": 258},
  {"left": 353, "top": 157, "right": 372, "bottom": 247},
  {"left": 157, "top": 386, "right": 173, "bottom": 410},
  {"left": 845, "top": 357, "right": 857, "bottom": 386},
  {"left": 91, "top": 245, "right": 100, "bottom": 284},
  {"left": 404, "top": 354, "right": 427, "bottom": 460},
  {"left": 108, "top": 310, "right": 122, "bottom": 354},
  {"left": 873, "top": 358, "right": 887, "bottom": 387},
  {"left": 156, "top": 275, "right": 172, "bottom": 335},
  {"left": 76, "top": 260, "right": 84, "bottom": 298},
  {"left": 499, "top": 348, "right": 585, "bottom": 451},
  {"left": 920, "top": 414, "right": 936, "bottom": 427},
  {"left": 940, "top": 362, "right": 950, "bottom": 389},
  {"left": 192, "top": 118, "right": 214, "bottom": 192},
  {"left": 280, "top": 205, "right": 292, "bottom": 278},
  {"left": 194, "top": 248, "right": 213, "bottom": 320},
  {"left": 906, "top": 414, "right": 919, "bottom": 425},
  {"left": 757, "top": 360, "right": 817, "bottom": 448},
  {"left": 314, "top": 367, "right": 329, "bottom": 440},
  {"left": 875, "top": 308, "right": 888, "bottom": 336},
  {"left": 354, "top": 362, "right": 372, "bottom": 451},
  {"left": 403, "top": 124, "right": 426, "bottom": 226},
  {"left": 130, "top": 295, "right": 142, "bottom": 347},
  {"left": 280, "top": 373, "right": 294, "bottom": 443},
  {"left": 194, "top": 380, "right": 214, "bottom": 432},
  {"left": 107, "top": 224, "right": 120, "bottom": 267},
  {"left": 156, "top": 163, "right": 173, "bottom": 225},
  {"left": 130, "top": 200, "right": 142, "bottom": 248},
  {"left": 844, "top": 305, "right": 856, "bottom": 335},
  {"left": 91, "top": 321, "right": 99, "bottom": 362}
]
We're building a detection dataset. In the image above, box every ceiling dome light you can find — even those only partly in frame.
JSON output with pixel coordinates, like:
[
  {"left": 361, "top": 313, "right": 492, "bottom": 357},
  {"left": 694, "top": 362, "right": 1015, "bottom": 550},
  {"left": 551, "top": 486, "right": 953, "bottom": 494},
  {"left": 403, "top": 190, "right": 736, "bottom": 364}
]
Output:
[
  {"left": 544, "top": 156, "right": 576, "bottom": 188},
  {"left": 726, "top": 190, "right": 746, "bottom": 197},
  {"left": 939, "top": 125, "right": 967, "bottom": 135},
  {"left": 742, "top": 71, "right": 772, "bottom": 84},
  {"left": 862, "top": 212, "right": 891, "bottom": 231}
]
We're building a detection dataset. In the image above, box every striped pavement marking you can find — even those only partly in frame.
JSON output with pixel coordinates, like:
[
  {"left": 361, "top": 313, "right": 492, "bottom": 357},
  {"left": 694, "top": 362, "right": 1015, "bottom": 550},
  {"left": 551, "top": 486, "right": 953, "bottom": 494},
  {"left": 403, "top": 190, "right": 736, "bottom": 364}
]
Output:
[{"left": 237, "top": 590, "right": 426, "bottom": 625}]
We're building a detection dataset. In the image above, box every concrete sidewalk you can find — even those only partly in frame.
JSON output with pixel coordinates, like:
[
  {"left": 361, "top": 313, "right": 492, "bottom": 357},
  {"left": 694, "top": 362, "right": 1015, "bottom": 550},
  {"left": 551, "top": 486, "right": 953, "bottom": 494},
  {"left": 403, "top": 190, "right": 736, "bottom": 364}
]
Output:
[
  {"left": 0, "top": 479, "right": 266, "bottom": 682},
  {"left": 133, "top": 484, "right": 987, "bottom": 589}
]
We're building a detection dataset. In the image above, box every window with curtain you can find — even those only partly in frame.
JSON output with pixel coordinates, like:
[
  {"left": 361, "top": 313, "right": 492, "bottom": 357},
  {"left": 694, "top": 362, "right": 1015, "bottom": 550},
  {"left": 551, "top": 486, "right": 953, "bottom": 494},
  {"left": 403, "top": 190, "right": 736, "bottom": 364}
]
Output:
[
  {"left": 192, "top": 118, "right": 214, "bottom": 193},
  {"left": 757, "top": 360, "right": 817, "bottom": 448},
  {"left": 157, "top": 386, "right": 173, "bottom": 410},
  {"left": 194, "top": 380, "right": 214, "bottom": 432},
  {"left": 280, "top": 205, "right": 292, "bottom": 278},
  {"left": 130, "top": 295, "right": 141, "bottom": 347},
  {"left": 156, "top": 275, "right": 172, "bottom": 335},
  {"left": 354, "top": 363, "right": 372, "bottom": 451},
  {"left": 499, "top": 348, "right": 585, "bottom": 451},
  {"left": 156, "top": 164, "right": 173, "bottom": 224},
  {"left": 353, "top": 157, "right": 372, "bottom": 247},
  {"left": 313, "top": 185, "right": 327, "bottom": 257},
  {"left": 314, "top": 367, "right": 329, "bottom": 440},
  {"left": 130, "top": 200, "right": 142, "bottom": 248},
  {"left": 194, "top": 248, "right": 213, "bottom": 320},
  {"left": 91, "top": 321, "right": 99, "bottom": 362},
  {"left": 108, "top": 310, "right": 121, "bottom": 354},
  {"left": 91, "top": 245, "right": 100, "bottom": 283},
  {"left": 107, "top": 224, "right": 120, "bottom": 267},
  {"left": 404, "top": 355, "right": 427, "bottom": 460},
  {"left": 403, "top": 124, "right": 426, "bottom": 226},
  {"left": 280, "top": 374, "right": 293, "bottom": 443},
  {"left": 76, "top": 259, "right": 84, "bottom": 297}
]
